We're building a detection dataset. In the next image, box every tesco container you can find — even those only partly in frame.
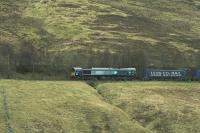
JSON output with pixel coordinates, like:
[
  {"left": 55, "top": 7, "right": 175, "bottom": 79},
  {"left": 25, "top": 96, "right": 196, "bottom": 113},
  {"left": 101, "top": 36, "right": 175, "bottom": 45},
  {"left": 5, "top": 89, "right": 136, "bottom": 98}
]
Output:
[
  {"left": 144, "top": 69, "right": 186, "bottom": 80},
  {"left": 192, "top": 70, "right": 200, "bottom": 80}
]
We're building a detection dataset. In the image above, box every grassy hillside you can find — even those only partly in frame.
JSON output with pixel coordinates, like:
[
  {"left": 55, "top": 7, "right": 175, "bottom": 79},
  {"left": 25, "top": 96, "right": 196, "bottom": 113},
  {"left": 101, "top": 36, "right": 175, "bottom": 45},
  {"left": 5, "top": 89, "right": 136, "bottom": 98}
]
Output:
[
  {"left": 0, "top": 80, "right": 199, "bottom": 133},
  {"left": 1, "top": 0, "right": 200, "bottom": 68},
  {"left": 97, "top": 81, "right": 200, "bottom": 133},
  {"left": 0, "top": 80, "right": 151, "bottom": 133}
]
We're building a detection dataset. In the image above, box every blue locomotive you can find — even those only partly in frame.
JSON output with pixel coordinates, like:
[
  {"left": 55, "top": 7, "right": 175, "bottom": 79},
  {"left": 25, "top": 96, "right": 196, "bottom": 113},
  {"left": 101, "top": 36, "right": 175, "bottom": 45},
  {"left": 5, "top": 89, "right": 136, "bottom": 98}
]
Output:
[{"left": 72, "top": 67, "right": 136, "bottom": 79}]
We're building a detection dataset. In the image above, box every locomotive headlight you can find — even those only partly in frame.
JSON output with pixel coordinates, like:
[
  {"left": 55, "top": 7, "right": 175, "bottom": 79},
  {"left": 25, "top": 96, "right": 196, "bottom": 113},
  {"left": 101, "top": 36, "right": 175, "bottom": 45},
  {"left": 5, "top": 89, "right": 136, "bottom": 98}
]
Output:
[
  {"left": 70, "top": 72, "right": 75, "bottom": 77},
  {"left": 114, "top": 71, "right": 118, "bottom": 75}
]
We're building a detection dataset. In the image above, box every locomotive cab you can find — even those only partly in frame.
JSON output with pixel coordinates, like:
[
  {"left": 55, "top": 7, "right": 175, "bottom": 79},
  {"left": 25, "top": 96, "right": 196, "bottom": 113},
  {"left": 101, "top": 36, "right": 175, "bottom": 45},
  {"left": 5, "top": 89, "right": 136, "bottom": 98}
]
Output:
[{"left": 71, "top": 67, "right": 82, "bottom": 79}]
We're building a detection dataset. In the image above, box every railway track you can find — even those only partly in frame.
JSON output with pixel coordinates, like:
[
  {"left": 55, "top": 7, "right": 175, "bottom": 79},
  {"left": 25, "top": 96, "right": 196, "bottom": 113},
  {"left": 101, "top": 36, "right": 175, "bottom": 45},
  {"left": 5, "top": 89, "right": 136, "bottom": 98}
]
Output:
[
  {"left": 2, "top": 88, "right": 14, "bottom": 133},
  {"left": 86, "top": 80, "right": 98, "bottom": 89}
]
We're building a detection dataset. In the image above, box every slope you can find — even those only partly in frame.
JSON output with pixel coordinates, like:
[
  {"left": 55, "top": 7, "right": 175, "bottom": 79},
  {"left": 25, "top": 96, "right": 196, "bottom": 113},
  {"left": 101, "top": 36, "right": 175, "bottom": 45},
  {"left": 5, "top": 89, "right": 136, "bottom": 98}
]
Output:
[
  {"left": 1, "top": 0, "right": 200, "bottom": 68},
  {"left": 0, "top": 80, "right": 151, "bottom": 133},
  {"left": 97, "top": 81, "right": 200, "bottom": 133}
]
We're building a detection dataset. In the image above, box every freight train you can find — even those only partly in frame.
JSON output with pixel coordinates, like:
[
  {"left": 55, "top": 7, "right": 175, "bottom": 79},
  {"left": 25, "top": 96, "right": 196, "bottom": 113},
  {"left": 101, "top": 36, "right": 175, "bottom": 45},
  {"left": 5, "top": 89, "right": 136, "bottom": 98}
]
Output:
[{"left": 71, "top": 67, "right": 200, "bottom": 81}]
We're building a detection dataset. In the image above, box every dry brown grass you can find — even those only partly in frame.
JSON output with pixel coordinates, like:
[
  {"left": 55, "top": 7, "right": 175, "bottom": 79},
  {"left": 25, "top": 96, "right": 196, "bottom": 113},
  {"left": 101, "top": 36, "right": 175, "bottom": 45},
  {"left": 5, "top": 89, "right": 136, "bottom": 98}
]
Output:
[{"left": 0, "top": 80, "right": 151, "bottom": 133}]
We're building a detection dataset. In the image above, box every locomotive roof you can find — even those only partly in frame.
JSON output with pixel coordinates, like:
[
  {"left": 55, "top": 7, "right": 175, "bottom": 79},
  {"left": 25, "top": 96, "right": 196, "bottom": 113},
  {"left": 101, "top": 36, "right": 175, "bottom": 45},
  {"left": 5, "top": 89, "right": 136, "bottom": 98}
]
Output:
[
  {"left": 73, "top": 67, "right": 82, "bottom": 70},
  {"left": 73, "top": 67, "right": 136, "bottom": 70}
]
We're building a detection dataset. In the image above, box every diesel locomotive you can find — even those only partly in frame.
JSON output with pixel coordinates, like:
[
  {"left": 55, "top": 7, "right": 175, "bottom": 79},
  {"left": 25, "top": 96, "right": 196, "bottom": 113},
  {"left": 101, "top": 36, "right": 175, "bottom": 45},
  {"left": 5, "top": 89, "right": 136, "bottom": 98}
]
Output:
[{"left": 71, "top": 67, "right": 136, "bottom": 80}]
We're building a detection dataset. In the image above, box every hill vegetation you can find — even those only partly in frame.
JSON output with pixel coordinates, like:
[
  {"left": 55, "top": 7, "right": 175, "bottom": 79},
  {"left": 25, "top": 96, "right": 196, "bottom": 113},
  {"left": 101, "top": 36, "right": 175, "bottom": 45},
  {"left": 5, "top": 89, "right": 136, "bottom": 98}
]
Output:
[
  {"left": 97, "top": 81, "right": 200, "bottom": 133},
  {"left": 0, "top": 0, "right": 200, "bottom": 77}
]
